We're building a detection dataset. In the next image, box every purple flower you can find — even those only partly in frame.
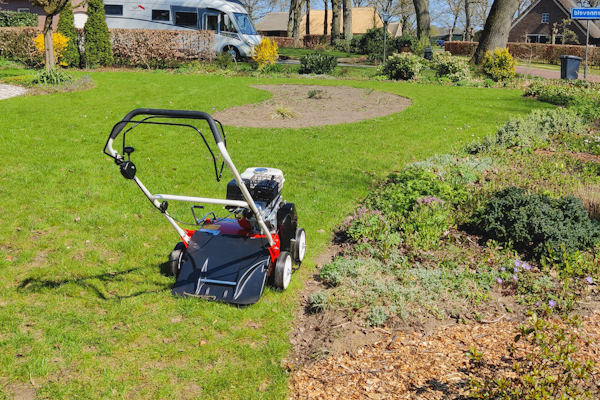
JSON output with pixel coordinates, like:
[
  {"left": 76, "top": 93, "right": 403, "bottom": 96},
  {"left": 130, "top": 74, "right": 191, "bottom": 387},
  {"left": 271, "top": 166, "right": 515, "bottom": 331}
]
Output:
[
  {"left": 585, "top": 276, "right": 593, "bottom": 285},
  {"left": 548, "top": 300, "right": 556, "bottom": 307},
  {"left": 513, "top": 267, "right": 519, "bottom": 273},
  {"left": 522, "top": 263, "right": 531, "bottom": 271},
  {"left": 500, "top": 267, "right": 506, "bottom": 272},
  {"left": 534, "top": 301, "right": 540, "bottom": 307},
  {"left": 512, "top": 275, "right": 518, "bottom": 282},
  {"left": 514, "top": 260, "right": 522, "bottom": 267},
  {"left": 496, "top": 278, "right": 503, "bottom": 284}
]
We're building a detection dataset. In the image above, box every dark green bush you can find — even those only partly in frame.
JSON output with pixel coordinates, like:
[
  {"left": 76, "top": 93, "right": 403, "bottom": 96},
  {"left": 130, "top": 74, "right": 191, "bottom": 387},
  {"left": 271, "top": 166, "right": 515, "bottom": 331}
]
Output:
[
  {"left": 298, "top": 52, "right": 336, "bottom": 74},
  {"left": 0, "top": 10, "right": 37, "bottom": 27},
  {"left": 349, "top": 27, "right": 395, "bottom": 62},
  {"left": 471, "top": 187, "right": 600, "bottom": 260},
  {"left": 83, "top": 0, "right": 113, "bottom": 67},
  {"left": 57, "top": 1, "right": 80, "bottom": 67},
  {"left": 380, "top": 53, "right": 423, "bottom": 80}
]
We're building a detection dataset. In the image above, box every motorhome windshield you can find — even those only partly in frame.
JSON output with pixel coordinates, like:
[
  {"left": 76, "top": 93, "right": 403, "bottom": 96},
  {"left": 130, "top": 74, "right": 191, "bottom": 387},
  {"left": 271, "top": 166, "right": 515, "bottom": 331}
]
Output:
[{"left": 233, "top": 13, "right": 256, "bottom": 35}]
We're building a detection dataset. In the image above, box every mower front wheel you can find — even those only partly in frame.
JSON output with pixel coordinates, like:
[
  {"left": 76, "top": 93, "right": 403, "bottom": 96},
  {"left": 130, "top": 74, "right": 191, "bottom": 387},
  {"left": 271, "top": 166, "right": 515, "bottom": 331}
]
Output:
[
  {"left": 273, "top": 251, "right": 292, "bottom": 290},
  {"left": 168, "top": 242, "right": 186, "bottom": 277},
  {"left": 293, "top": 228, "right": 306, "bottom": 264}
]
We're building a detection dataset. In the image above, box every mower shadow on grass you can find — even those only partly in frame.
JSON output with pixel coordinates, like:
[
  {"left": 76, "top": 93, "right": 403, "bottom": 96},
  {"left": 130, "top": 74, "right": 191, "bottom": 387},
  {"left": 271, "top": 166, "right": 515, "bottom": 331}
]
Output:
[{"left": 18, "top": 267, "right": 172, "bottom": 300}]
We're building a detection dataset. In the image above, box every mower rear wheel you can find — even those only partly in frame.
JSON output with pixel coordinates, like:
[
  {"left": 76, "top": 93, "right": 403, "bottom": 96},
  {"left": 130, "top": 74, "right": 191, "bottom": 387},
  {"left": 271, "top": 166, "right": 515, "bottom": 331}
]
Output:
[
  {"left": 293, "top": 228, "right": 306, "bottom": 264},
  {"left": 273, "top": 251, "right": 292, "bottom": 290},
  {"left": 168, "top": 242, "right": 186, "bottom": 277}
]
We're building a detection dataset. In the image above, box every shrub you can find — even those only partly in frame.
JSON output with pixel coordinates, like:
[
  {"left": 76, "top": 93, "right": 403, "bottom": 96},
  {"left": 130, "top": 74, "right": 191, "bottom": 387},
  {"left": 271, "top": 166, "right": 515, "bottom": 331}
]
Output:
[
  {"left": 525, "top": 81, "right": 600, "bottom": 121},
  {"left": 444, "top": 41, "right": 478, "bottom": 56},
  {"left": 298, "top": 52, "right": 337, "bottom": 74},
  {"left": 33, "top": 32, "right": 70, "bottom": 66},
  {"left": 431, "top": 51, "right": 471, "bottom": 82},
  {"left": 367, "top": 306, "right": 388, "bottom": 326},
  {"left": 393, "top": 33, "right": 415, "bottom": 50},
  {"left": 251, "top": 37, "right": 278, "bottom": 70},
  {"left": 0, "top": 10, "right": 37, "bottom": 27},
  {"left": 57, "top": 1, "right": 80, "bottom": 67},
  {"left": 381, "top": 53, "right": 423, "bottom": 80},
  {"left": 0, "top": 27, "right": 41, "bottom": 66},
  {"left": 410, "top": 36, "right": 430, "bottom": 56},
  {"left": 350, "top": 27, "right": 394, "bottom": 62},
  {"left": 346, "top": 207, "right": 389, "bottom": 243},
  {"left": 83, "top": 0, "right": 113, "bottom": 67},
  {"left": 481, "top": 47, "right": 516, "bottom": 81},
  {"left": 471, "top": 186, "right": 600, "bottom": 260}
]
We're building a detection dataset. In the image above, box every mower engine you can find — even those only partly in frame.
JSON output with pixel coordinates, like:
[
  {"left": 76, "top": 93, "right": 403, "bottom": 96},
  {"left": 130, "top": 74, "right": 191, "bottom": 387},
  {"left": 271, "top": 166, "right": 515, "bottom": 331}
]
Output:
[{"left": 226, "top": 167, "right": 285, "bottom": 232}]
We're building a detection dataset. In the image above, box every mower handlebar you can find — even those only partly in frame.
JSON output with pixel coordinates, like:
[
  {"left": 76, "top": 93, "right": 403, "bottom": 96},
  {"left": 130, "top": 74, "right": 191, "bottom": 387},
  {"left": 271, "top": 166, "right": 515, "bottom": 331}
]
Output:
[{"left": 108, "top": 108, "right": 224, "bottom": 144}]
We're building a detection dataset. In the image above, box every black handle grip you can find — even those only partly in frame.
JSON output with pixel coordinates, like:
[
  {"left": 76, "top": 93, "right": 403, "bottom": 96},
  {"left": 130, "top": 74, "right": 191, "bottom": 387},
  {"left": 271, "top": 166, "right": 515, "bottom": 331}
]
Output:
[{"left": 109, "top": 108, "right": 223, "bottom": 144}]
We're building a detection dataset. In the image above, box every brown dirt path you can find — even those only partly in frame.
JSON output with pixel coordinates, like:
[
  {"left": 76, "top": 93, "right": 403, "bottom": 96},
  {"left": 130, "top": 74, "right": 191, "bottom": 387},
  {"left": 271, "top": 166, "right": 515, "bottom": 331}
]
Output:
[{"left": 212, "top": 85, "right": 411, "bottom": 128}]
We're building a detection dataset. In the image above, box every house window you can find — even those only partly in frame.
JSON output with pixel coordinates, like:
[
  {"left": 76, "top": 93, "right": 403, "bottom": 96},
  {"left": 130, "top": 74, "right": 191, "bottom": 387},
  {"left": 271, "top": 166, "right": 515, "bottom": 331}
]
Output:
[
  {"left": 17, "top": 8, "right": 30, "bottom": 12},
  {"left": 174, "top": 11, "right": 197, "bottom": 27},
  {"left": 104, "top": 5, "right": 123, "bottom": 16},
  {"left": 152, "top": 9, "right": 170, "bottom": 21},
  {"left": 527, "top": 34, "right": 549, "bottom": 43},
  {"left": 542, "top": 13, "right": 549, "bottom": 23}
]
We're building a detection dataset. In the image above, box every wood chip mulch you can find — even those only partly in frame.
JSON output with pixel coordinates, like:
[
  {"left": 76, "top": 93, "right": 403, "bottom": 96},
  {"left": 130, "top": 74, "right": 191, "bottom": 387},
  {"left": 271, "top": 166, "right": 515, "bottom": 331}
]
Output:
[{"left": 290, "top": 312, "right": 600, "bottom": 399}]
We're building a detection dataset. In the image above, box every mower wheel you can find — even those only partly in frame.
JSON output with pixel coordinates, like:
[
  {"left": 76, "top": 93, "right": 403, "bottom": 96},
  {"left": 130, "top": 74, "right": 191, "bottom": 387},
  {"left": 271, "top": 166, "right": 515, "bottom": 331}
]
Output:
[
  {"left": 168, "top": 242, "right": 186, "bottom": 277},
  {"left": 293, "top": 228, "right": 306, "bottom": 264},
  {"left": 273, "top": 251, "right": 292, "bottom": 290}
]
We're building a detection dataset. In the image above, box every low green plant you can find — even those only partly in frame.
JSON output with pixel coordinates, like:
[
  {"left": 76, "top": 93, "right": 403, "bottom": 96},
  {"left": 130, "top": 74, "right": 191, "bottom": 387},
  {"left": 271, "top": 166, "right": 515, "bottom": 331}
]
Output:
[
  {"left": 404, "top": 200, "right": 452, "bottom": 250},
  {"left": 273, "top": 107, "right": 296, "bottom": 119},
  {"left": 431, "top": 52, "right": 471, "bottom": 82},
  {"left": 465, "top": 108, "right": 585, "bottom": 153},
  {"left": 31, "top": 68, "right": 72, "bottom": 85},
  {"left": 380, "top": 53, "right": 423, "bottom": 80},
  {"left": 367, "top": 305, "right": 388, "bottom": 326},
  {"left": 308, "top": 291, "right": 328, "bottom": 313},
  {"left": 471, "top": 186, "right": 600, "bottom": 260},
  {"left": 298, "top": 52, "right": 337, "bottom": 74},
  {"left": 410, "top": 36, "right": 430, "bottom": 57},
  {"left": 319, "top": 257, "right": 361, "bottom": 287},
  {"left": 215, "top": 52, "right": 234, "bottom": 69},
  {"left": 346, "top": 207, "right": 389, "bottom": 243},
  {"left": 524, "top": 81, "right": 600, "bottom": 121},
  {"left": 307, "top": 89, "right": 326, "bottom": 99},
  {"left": 481, "top": 47, "right": 516, "bottom": 81}
]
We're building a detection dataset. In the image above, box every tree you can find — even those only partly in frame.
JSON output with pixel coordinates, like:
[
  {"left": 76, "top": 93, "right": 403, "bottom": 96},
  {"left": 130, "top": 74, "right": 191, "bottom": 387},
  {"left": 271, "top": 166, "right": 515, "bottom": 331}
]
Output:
[
  {"left": 29, "top": 0, "right": 71, "bottom": 71},
  {"left": 342, "top": 0, "right": 352, "bottom": 41},
  {"left": 464, "top": 0, "right": 472, "bottom": 40},
  {"left": 323, "top": 0, "right": 328, "bottom": 35},
  {"left": 305, "top": 0, "right": 310, "bottom": 35},
  {"left": 472, "top": 0, "right": 519, "bottom": 64},
  {"left": 57, "top": 0, "right": 79, "bottom": 67},
  {"left": 239, "top": 0, "right": 278, "bottom": 23},
  {"left": 442, "top": 0, "right": 463, "bottom": 41},
  {"left": 413, "top": 0, "right": 430, "bottom": 39},
  {"left": 331, "top": 0, "right": 341, "bottom": 44},
  {"left": 559, "top": 18, "right": 579, "bottom": 44},
  {"left": 83, "top": 0, "right": 113, "bottom": 66}
]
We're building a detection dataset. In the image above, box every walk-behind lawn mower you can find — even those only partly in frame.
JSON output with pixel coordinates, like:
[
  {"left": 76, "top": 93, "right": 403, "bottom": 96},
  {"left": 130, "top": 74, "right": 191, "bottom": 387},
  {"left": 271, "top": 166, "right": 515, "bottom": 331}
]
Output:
[{"left": 103, "top": 109, "right": 306, "bottom": 305}]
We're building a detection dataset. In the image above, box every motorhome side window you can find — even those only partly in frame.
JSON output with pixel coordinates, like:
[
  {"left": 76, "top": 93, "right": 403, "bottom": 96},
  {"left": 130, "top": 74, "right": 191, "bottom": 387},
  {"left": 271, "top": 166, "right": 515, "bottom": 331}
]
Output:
[
  {"left": 104, "top": 4, "right": 123, "bottom": 15},
  {"left": 175, "top": 11, "right": 197, "bottom": 27},
  {"left": 152, "top": 9, "right": 170, "bottom": 21},
  {"left": 206, "top": 14, "right": 218, "bottom": 31}
]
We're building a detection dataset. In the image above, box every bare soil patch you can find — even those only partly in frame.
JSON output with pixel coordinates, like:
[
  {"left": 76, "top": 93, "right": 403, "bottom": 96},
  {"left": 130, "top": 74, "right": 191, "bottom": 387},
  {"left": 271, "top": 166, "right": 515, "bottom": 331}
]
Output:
[
  {"left": 289, "top": 310, "right": 600, "bottom": 399},
  {"left": 212, "top": 85, "right": 411, "bottom": 128}
]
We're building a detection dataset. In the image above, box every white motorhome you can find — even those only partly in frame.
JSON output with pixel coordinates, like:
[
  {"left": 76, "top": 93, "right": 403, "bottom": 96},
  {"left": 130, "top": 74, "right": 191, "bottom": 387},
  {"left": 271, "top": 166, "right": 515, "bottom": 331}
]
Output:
[{"left": 102, "top": 0, "right": 261, "bottom": 58}]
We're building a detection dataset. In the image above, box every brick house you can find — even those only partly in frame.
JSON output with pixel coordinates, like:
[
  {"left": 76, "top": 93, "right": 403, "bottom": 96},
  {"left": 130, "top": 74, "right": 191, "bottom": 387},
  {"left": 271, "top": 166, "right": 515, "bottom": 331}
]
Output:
[
  {"left": 509, "top": 0, "right": 600, "bottom": 45},
  {"left": 0, "top": 0, "right": 87, "bottom": 29}
]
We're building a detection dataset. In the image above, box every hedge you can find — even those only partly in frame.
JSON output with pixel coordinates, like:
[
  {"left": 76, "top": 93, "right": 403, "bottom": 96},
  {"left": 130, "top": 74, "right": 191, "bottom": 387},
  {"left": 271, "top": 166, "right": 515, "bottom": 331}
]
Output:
[
  {"left": 0, "top": 10, "right": 37, "bottom": 27},
  {"left": 444, "top": 40, "right": 600, "bottom": 66},
  {"left": 0, "top": 27, "right": 42, "bottom": 67},
  {"left": 111, "top": 29, "right": 215, "bottom": 67},
  {"left": 269, "top": 36, "right": 297, "bottom": 48},
  {"left": 0, "top": 27, "right": 215, "bottom": 68}
]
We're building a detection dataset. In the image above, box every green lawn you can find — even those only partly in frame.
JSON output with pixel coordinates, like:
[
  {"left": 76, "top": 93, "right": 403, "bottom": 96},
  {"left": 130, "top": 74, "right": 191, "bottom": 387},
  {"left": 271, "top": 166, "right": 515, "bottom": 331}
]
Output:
[{"left": 0, "top": 71, "right": 547, "bottom": 399}]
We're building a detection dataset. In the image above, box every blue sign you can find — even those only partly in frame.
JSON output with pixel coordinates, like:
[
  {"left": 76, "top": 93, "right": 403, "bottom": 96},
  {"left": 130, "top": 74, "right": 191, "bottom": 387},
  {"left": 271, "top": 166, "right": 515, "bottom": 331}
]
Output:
[{"left": 571, "top": 8, "right": 600, "bottom": 20}]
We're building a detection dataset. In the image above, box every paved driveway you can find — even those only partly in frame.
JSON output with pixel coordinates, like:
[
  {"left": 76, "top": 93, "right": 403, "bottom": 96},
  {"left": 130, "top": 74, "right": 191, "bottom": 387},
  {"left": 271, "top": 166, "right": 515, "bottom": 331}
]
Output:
[{"left": 516, "top": 65, "right": 600, "bottom": 82}]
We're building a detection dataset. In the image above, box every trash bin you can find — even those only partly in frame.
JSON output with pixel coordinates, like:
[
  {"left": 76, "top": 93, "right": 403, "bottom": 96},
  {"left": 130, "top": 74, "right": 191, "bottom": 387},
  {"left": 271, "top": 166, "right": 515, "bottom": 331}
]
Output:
[
  {"left": 559, "top": 55, "right": 582, "bottom": 80},
  {"left": 423, "top": 46, "right": 433, "bottom": 60}
]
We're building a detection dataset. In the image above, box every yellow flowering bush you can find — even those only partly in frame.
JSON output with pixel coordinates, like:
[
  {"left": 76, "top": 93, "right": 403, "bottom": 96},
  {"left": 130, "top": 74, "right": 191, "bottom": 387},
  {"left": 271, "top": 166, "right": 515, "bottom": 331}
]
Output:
[
  {"left": 33, "top": 32, "right": 70, "bottom": 66},
  {"left": 482, "top": 47, "right": 516, "bottom": 81},
  {"left": 251, "top": 37, "right": 278, "bottom": 69}
]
